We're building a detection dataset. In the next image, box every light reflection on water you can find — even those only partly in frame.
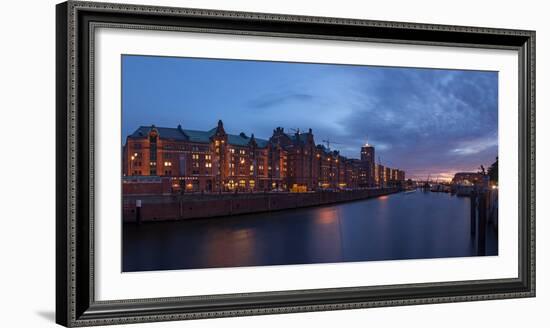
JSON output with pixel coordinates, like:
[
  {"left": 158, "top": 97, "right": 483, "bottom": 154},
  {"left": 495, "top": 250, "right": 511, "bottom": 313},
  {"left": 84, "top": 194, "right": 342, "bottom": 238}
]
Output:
[{"left": 123, "top": 192, "right": 497, "bottom": 272}]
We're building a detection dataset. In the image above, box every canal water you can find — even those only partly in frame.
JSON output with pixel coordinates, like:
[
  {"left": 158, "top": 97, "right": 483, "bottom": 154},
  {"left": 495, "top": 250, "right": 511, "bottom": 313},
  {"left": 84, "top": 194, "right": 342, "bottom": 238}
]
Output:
[{"left": 123, "top": 191, "right": 498, "bottom": 272}]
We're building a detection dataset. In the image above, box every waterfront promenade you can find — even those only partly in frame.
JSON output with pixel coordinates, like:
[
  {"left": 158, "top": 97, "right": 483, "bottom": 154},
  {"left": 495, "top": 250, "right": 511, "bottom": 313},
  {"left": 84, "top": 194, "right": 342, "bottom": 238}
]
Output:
[{"left": 123, "top": 188, "right": 399, "bottom": 222}]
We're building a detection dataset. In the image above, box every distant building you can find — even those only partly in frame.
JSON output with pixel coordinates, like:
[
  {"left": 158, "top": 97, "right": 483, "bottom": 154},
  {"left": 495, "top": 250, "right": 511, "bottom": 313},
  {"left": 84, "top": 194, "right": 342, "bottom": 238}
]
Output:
[
  {"left": 397, "top": 170, "right": 406, "bottom": 182},
  {"left": 360, "top": 143, "right": 375, "bottom": 187},
  {"left": 374, "top": 164, "right": 405, "bottom": 188},
  {"left": 122, "top": 121, "right": 405, "bottom": 193},
  {"left": 451, "top": 172, "right": 485, "bottom": 186}
]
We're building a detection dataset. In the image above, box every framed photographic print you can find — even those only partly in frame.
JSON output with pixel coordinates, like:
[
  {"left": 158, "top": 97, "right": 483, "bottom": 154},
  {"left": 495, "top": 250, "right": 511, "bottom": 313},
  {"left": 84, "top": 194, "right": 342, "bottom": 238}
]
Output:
[{"left": 56, "top": 1, "right": 535, "bottom": 326}]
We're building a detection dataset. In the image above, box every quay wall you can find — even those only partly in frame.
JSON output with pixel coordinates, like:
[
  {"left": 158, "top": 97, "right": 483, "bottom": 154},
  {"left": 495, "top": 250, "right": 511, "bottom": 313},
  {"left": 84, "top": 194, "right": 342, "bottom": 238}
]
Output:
[{"left": 123, "top": 188, "right": 399, "bottom": 223}]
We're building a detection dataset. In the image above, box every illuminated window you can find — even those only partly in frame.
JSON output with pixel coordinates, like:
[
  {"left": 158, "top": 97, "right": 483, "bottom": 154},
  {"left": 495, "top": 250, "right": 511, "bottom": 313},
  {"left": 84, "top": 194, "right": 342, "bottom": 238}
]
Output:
[
  {"left": 192, "top": 154, "right": 199, "bottom": 160},
  {"left": 205, "top": 155, "right": 211, "bottom": 160},
  {"left": 205, "top": 162, "right": 212, "bottom": 168}
]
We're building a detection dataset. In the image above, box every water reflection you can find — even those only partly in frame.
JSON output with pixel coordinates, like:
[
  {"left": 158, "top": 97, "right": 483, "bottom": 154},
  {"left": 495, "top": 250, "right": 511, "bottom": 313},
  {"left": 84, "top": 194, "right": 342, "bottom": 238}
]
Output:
[
  {"left": 202, "top": 227, "right": 257, "bottom": 268},
  {"left": 123, "top": 191, "right": 498, "bottom": 272}
]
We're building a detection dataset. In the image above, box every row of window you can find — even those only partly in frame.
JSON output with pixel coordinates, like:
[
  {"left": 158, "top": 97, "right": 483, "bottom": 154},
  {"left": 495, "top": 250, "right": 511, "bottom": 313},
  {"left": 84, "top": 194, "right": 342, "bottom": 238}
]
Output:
[{"left": 160, "top": 144, "right": 209, "bottom": 152}]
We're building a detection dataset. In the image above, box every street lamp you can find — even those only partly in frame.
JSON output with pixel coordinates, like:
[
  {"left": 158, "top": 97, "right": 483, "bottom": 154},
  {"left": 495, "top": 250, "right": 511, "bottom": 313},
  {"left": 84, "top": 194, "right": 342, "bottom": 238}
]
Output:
[
  {"left": 130, "top": 155, "right": 135, "bottom": 175},
  {"left": 130, "top": 153, "right": 139, "bottom": 176}
]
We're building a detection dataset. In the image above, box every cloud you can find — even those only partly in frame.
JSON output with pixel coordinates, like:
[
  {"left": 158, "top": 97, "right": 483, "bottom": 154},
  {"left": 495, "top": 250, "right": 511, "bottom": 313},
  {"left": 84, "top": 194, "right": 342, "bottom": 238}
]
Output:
[
  {"left": 248, "top": 92, "right": 314, "bottom": 109},
  {"left": 242, "top": 66, "right": 498, "bottom": 178},
  {"left": 326, "top": 67, "right": 498, "bottom": 176},
  {"left": 450, "top": 135, "right": 498, "bottom": 155}
]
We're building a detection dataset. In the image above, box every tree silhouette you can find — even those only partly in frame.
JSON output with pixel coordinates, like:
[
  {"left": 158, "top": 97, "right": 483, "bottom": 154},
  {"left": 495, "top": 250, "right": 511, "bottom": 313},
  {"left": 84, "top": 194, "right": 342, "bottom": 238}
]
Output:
[{"left": 488, "top": 157, "right": 498, "bottom": 183}]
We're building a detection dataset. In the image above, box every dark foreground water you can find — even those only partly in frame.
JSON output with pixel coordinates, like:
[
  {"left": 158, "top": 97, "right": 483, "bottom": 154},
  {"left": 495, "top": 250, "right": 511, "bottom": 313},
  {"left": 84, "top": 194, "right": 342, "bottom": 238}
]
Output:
[{"left": 123, "top": 191, "right": 498, "bottom": 272}]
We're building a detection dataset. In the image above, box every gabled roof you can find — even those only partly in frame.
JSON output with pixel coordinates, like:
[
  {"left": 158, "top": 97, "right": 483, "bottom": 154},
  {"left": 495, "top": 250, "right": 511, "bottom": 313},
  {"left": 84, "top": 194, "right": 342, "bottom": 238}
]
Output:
[
  {"left": 128, "top": 125, "right": 269, "bottom": 148},
  {"left": 316, "top": 144, "right": 331, "bottom": 154},
  {"left": 128, "top": 126, "right": 217, "bottom": 143},
  {"left": 227, "top": 133, "right": 269, "bottom": 148},
  {"left": 182, "top": 128, "right": 217, "bottom": 143},
  {"left": 288, "top": 132, "right": 313, "bottom": 145},
  {"left": 129, "top": 126, "right": 190, "bottom": 140}
]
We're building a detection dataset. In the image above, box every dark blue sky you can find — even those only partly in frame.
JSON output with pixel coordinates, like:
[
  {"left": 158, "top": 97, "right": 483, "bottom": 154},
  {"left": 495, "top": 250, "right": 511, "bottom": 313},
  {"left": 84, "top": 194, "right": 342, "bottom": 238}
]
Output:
[{"left": 122, "top": 55, "right": 498, "bottom": 180}]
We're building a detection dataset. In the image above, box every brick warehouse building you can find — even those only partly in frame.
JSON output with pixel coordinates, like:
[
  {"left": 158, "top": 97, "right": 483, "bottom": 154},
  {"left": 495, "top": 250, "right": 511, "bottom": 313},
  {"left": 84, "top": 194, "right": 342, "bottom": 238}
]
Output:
[{"left": 122, "top": 121, "right": 405, "bottom": 193}]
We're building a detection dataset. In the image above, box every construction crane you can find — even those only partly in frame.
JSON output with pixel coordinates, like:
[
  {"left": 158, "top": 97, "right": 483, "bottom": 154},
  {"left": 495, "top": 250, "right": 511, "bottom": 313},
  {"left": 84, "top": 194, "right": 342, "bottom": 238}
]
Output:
[{"left": 322, "top": 138, "right": 342, "bottom": 151}]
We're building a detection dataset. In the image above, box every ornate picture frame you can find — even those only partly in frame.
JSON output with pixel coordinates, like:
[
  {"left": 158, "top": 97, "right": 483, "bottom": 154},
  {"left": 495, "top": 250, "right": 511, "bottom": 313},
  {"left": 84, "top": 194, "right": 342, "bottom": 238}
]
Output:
[{"left": 56, "top": 1, "right": 535, "bottom": 326}]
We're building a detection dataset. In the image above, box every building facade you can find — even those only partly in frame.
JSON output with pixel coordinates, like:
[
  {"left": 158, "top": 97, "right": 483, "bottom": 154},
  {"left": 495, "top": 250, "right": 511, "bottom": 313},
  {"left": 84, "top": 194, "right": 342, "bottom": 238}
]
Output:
[
  {"left": 451, "top": 172, "right": 485, "bottom": 186},
  {"left": 360, "top": 143, "right": 375, "bottom": 187},
  {"left": 374, "top": 164, "right": 406, "bottom": 188},
  {"left": 123, "top": 121, "right": 405, "bottom": 193}
]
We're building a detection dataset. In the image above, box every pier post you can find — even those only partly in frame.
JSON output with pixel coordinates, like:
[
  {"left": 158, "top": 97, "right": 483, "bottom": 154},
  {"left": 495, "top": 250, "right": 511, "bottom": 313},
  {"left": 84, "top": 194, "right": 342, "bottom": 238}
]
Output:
[
  {"left": 179, "top": 197, "right": 183, "bottom": 219},
  {"left": 477, "top": 192, "right": 487, "bottom": 256},
  {"left": 470, "top": 191, "right": 477, "bottom": 236},
  {"left": 136, "top": 199, "right": 142, "bottom": 224}
]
